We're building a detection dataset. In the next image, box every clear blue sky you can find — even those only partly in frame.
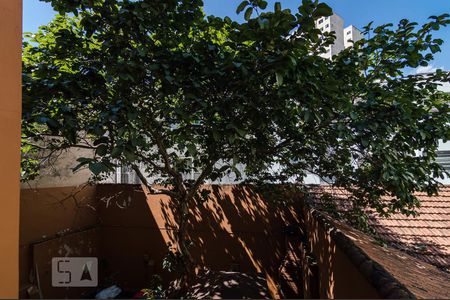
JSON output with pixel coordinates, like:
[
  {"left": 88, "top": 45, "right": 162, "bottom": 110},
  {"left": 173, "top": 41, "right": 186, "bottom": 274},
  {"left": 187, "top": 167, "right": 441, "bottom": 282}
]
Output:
[{"left": 23, "top": 0, "right": 450, "bottom": 70}]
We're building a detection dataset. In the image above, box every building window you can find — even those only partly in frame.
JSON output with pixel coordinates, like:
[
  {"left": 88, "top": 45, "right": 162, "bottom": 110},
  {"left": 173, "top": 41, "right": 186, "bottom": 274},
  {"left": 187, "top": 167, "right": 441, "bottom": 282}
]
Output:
[
  {"left": 436, "top": 150, "right": 450, "bottom": 171},
  {"left": 347, "top": 31, "right": 352, "bottom": 35},
  {"left": 120, "top": 165, "right": 141, "bottom": 184},
  {"left": 318, "top": 19, "right": 323, "bottom": 24},
  {"left": 325, "top": 24, "right": 329, "bottom": 28}
]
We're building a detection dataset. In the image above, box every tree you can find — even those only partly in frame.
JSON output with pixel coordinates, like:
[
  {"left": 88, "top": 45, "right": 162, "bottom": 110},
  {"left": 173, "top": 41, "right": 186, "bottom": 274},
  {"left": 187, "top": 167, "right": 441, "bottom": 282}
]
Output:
[{"left": 22, "top": 0, "right": 449, "bottom": 289}]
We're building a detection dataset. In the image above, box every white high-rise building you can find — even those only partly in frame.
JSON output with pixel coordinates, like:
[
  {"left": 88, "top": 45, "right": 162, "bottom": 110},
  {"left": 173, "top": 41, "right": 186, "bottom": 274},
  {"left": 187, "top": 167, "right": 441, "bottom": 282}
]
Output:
[
  {"left": 344, "top": 25, "right": 364, "bottom": 49},
  {"left": 315, "top": 13, "right": 363, "bottom": 59},
  {"left": 316, "top": 14, "right": 345, "bottom": 59}
]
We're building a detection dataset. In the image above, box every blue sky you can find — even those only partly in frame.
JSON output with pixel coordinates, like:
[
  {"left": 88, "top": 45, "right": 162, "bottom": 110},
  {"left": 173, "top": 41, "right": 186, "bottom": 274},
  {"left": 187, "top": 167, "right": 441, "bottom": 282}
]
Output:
[{"left": 23, "top": 0, "right": 450, "bottom": 70}]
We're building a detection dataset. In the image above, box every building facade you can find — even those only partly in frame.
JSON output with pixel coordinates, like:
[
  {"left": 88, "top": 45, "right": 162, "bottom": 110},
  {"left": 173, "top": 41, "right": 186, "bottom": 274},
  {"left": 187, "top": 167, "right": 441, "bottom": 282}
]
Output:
[
  {"left": 315, "top": 14, "right": 363, "bottom": 59},
  {"left": 344, "top": 25, "right": 364, "bottom": 49}
]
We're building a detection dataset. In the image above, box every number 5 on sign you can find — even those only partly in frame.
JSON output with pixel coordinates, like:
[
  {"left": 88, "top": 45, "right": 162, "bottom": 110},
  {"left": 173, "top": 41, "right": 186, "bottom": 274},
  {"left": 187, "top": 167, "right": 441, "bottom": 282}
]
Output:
[
  {"left": 51, "top": 257, "right": 98, "bottom": 287},
  {"left": 56, "top": 259, "right": 71, "bottom": 284}
]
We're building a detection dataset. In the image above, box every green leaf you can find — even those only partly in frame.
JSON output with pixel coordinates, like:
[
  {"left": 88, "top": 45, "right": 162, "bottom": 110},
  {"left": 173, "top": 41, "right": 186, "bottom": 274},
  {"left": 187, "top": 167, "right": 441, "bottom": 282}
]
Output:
[
  {"left": 77, "top": 157, "right": 92, "bottom": 163},
  {"left": 73, "top": 158, "right": 92, "bottom": 172},
  {"left": 96, "top": 144, "right": 108, "bottom": 156},
  {"left": 244, "top": 7, "right": 253, "bottom": 21},
  {"left": 259, "top": 1, "right": 268, "bottom": 9},
  {"left": 274, "top": 2, "right": 281, "bottom": 12},
  {"left": 212, "top": 130, "right": 220, "bottom": 141},
  {"left": 187, "top": 144, "right": 197, "bottom": 156},
  {"left": 314, "top": 3, "right": 332, "bottom": 17},
  {"left": 406, "top": 45, "right": 415, "bottom": 53},
  {"left": 275, "top": 72, "right": 284, "bottom": 86},
  {"left": 94, "top": 136, "right": 109, "bottom": 146},
  {"left": 232, "top": 165, "right": 242, "bottom": 179},
  {"left": 131, "top": 136, "right": 145, "bottom": 147},
  {"left": 236, "top": 128, "right": 247, "bottom": 137},
  {"left": 236, "top": 1, "right": 249, "bottom": 14},
  {"left": 124, "top": 150, "right": 137, "bottom": 162},
  {"left": 111, "top": 147, "right": 123, "bottom": 158},
  {"left": 430, "top": 45, "right": 440, "bottom": 53},
  {"left": 304, "top": 110, "right": 311, "bottom": 122},
  {"left": 361, "top": 138, "right": 369, "bottom": 147},
  {"left": 89, "top": 162, "right": 109, "bottom": 176},
  {"left": 127, "top": 111, "right": 138, "bottom": 121},
  {"left": 258, "top": 18, "right": 269, "bottom": 29},
  {"left": 46, "top": 119, "right": 60, "bottom": 129},
  {"left": 233, "top": 62, "right": 242, "bottom": 68}
]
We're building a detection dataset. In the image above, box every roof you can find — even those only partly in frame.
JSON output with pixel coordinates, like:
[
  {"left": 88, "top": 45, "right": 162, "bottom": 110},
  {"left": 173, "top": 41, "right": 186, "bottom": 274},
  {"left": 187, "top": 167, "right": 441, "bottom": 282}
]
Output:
[
  {"left": 308, "top": 185, "right": 450, "bottom": 273},
  {"left": 329, "top": 216, "right": 450, "bottom": 299}
]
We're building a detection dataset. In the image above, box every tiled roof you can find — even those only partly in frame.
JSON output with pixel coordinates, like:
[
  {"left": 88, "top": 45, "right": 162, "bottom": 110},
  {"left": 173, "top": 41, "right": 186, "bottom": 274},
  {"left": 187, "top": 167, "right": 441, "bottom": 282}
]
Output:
[
  {"left": 330, "top": 217, "right": 450, "bottom": 299},
  {"left": 308, "top": 185, "right": 450, "bottom": 273}
]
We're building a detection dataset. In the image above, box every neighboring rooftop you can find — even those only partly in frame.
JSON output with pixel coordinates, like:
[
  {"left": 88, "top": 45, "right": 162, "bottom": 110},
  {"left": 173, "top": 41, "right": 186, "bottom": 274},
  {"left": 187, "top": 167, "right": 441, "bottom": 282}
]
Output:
[
  {"left": 308, "top": 185, "right": 450, "bottom": 273},
  {"left": 329, "top": 217, "right": 450, "bottom": 299}
]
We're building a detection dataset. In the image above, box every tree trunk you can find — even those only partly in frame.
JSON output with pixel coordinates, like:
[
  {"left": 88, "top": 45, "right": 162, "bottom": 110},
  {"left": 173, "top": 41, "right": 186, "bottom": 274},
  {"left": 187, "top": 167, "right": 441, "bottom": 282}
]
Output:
[{"left": 173, "top": 195, "right": 195, "bottom": 293}]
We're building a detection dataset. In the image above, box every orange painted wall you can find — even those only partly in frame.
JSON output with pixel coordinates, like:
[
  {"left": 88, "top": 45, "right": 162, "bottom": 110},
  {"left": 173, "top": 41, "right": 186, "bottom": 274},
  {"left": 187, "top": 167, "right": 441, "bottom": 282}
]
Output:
[
  {"left": 300, "top": 205, "right": 380, "bottom": 299},
  {"left": 19, "top": 186, "right": 99, "bottom": 297},
  {"left": 20, "top": 185, "right": 302, "bottom": 298},
  {"left": 20, "top": 184, "right": 389, "bottom": 299},
  {"left": 0, "top": 0, "right": 22, "bottom": 298},
  {"left": 96, "top": 184, "right": 302, "bottom": 298}
]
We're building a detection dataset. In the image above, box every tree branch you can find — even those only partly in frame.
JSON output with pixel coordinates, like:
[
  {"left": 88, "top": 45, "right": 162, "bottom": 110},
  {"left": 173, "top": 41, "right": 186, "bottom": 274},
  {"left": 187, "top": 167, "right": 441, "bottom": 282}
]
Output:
[
  {"left": 131, "top": 164, "right": 176, "bottom": 197},
  {"left": 186, "top": 160, "right": 216, "bottom": 202}
]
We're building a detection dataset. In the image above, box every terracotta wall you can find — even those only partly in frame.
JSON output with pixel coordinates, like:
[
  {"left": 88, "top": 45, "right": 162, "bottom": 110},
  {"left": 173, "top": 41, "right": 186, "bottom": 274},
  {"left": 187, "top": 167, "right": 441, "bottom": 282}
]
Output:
[
  {"left": 20, "top": 186, "right": 99, "bottom": 298},
  {"left": 299, "top": 203, "right": 381, "bottom": 299},
  {"left": 20, "top": 184, "right": 302, "bottom": 298},
  {"left": 32, "top": 228, "right": 100, "bottom": 298},
  {"left": 21, "top": 184, "right": 398, "bottom": 299},
  {"left": 21, "top": 184, "right": 406, "bottom": 299},
  {"left": 0, "top": 0, "right": 22, "bottom": 298},
  {"left": 96, "top": 184, "right": 302, "bottom": 298}
]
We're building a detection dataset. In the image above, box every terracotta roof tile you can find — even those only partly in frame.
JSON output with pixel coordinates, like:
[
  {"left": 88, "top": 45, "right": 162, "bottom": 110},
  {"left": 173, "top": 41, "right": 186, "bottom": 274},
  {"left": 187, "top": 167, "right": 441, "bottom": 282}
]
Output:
[
  {"left": 309, "top": 185, "right": 450, "bottom": 273},
  {"left": 308, "top": 207, "right": 450, "bottom": 299}
]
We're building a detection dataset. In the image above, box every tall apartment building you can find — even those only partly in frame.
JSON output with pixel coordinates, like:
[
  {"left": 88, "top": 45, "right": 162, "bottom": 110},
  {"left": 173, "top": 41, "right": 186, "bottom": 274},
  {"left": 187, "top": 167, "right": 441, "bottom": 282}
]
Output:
[
  {"left": 315, "top": 14, "right": 363, "bottom": 59},
  {"left": 344, "top": 25, "right": 364, "bottom": 49}
]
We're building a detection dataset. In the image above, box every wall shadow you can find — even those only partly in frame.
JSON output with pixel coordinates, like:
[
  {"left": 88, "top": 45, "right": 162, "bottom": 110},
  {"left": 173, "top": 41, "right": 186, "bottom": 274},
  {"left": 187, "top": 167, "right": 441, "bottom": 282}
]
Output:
[
  {"left": 95, "top": 184, "right": 171, "bottom": 291},
  {"left": 19, "top": 184, "right": 450, "bottom": 299},
  {"left": 145, "top": 184, "right": 304, "bottom": 298},
  {"left": 19, "top": 185, "right": 99, "bottom": 298}
]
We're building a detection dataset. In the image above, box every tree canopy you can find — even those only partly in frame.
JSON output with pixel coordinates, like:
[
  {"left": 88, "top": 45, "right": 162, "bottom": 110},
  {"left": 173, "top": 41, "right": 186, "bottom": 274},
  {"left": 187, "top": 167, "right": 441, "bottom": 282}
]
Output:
[{"left": 22, "top": 0, "right": 450, "bottom": 282}]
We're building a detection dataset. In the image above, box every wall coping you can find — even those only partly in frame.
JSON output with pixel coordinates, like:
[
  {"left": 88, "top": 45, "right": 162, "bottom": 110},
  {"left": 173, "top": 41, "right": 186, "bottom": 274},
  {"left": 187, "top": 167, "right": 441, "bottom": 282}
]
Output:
[{"left": 303, "top": 197, "right": 416, "bottom": 299}]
